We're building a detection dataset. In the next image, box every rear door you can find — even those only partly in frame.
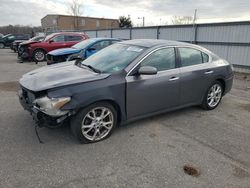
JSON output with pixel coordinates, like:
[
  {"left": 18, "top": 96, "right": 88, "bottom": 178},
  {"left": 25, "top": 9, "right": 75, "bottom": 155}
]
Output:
[
  {"left": 177, "top": 47, "right": 214, "bottom": 105},
  {"left": 126, "top": 47, "right": 180, "bottom": 119},
  {"left": 65, "top": 35, "right": 83, "bottom": 47}
]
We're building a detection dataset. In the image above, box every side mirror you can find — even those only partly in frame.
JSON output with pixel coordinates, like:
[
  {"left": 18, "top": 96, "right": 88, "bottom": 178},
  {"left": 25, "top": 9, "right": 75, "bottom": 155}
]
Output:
[
  {"left": 67, "top": 53, "right": 85, "bottom": 62},
  {"left": 49, "top": 40, "right": 53, "bottom": 43},
  {"left": 138, "top": 66, "right": 157, "bottom": 75},
  {"left": 74, "top": 58, "right": 84, "bottom": 65}
]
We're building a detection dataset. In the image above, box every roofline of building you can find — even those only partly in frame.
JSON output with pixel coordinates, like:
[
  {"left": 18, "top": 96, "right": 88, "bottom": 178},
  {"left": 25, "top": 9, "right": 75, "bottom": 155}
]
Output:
[{"left": 41, "top": 14, "right": 118, "bottom": 21}]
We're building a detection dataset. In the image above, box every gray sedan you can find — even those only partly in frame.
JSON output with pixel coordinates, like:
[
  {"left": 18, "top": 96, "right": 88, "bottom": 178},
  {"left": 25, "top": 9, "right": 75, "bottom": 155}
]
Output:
[{"left": 18, "top": 39, "right": 233, "bottom": 143}]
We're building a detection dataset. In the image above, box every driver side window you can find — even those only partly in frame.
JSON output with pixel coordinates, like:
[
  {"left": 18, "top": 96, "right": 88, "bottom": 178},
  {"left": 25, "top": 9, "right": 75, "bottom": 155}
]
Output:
[
  {"left": 90, "top": 41, "right": 110, "bottom": 51},
  {"left": 51, "top": 35, "right": 64, "bottom": 42},
  {"left": 141, "top": 48, "right": 176, "bottom": 71}
]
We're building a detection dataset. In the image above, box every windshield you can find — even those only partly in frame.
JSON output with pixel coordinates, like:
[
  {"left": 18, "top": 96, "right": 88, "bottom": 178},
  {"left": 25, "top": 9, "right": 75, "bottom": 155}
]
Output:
[
  {"left": 73, "top": 38, "right": 96, "bottom": 49},
  {"left": 3, "top": 34, "right": 11, "bottom": 39},
  {"left": 81, "top": 43, "right": 146, "bottom": 73}
]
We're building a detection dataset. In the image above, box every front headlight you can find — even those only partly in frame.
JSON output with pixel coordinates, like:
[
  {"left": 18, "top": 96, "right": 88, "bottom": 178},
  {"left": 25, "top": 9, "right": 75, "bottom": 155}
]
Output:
[{"left": 34, "top": 96, "right": 71, "bottom": 116}]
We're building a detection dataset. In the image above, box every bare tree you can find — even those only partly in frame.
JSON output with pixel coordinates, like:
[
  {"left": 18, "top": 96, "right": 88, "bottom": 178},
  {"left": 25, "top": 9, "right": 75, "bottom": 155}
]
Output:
[
  {"left": 68, "top": 0, "right": 84, "bottom": 30},
  {"left": 171, "top": 16, "right": 193, "bottom": 25}
]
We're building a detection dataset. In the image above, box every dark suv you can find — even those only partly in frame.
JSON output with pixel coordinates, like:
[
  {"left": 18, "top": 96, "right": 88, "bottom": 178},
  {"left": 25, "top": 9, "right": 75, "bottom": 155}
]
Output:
[{"left": 0, "top": 34, "right": 30, "bottom": 48}]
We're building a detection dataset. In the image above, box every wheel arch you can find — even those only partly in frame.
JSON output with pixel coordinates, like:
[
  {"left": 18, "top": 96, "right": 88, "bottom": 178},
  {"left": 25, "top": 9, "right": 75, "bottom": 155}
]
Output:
[
  {"left": 215, "top": 78, "right": 226, "bottom": 94},
  {"left": 75, "top": 99, "right": 122, "bottom": 125},
  {"left": 32, "top": 47, "right": 47, "bottom": 54}
]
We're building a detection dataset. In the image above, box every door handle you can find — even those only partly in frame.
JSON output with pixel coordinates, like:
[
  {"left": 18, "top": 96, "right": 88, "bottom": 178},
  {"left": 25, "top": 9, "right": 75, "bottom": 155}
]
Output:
[
  {"left": 169, "top": 77, "right": 179, "bottom": 81},
  {"left": 205, "top": 70, "right": 214, "bottom": 74}
]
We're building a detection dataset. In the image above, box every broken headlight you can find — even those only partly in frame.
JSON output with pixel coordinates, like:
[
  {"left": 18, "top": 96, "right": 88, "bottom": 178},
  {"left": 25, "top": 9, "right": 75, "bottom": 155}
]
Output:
[{"left": 34, "top": 96, "right": 71, "bottom": 117}]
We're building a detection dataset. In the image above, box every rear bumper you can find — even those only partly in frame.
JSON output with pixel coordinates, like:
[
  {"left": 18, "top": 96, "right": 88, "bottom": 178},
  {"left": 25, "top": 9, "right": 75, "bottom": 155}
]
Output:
[{"left": 224, "top": 75, "right": 234, "bottom": 95}]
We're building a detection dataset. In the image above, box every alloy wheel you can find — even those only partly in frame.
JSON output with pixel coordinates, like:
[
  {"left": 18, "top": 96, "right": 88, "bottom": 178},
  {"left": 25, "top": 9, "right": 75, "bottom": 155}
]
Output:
[
  {"left": 81, "top": 107, "right": 114, "bottom": 141},
  {"left": 35, "top": 51, "right": 45, "bottom": 61},
  {"left": 207, "top": 83, "right": 222, "bottom": 108}
]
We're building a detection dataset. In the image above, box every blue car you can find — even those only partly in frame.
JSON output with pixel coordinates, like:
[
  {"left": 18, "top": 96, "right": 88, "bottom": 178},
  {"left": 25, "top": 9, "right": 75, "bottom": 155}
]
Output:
[{"left": 46, "top": 38, "right": 121, "bottom": 65}]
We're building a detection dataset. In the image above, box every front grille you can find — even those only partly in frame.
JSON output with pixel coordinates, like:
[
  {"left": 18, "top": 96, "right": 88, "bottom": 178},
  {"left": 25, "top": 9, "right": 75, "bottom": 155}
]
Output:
[
  {"left": 47, "top": 54, "right": 67, "bottom": 63},
  {"left": 21, "top": 87, "right": 46, "bottom": 103},
  {"left": 22, "top": 88, "right": 35, "bottom": 104},
  {"left": 46, "top": 54, "right": 53, "bottom": 61}
]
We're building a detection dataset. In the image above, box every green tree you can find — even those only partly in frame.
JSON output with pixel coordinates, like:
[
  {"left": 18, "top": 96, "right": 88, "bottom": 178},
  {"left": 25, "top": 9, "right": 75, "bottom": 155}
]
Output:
[{"left": 118, "top": 16, "right": 133, "bottom": 28}]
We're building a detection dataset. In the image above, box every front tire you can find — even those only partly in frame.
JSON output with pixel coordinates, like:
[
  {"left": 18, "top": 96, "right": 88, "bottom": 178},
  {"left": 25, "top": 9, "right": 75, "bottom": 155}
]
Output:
[
  {"left": 71, "top": 102, "right": 117, "bottom": 144},
  {"left": 33, "top": 49, "right": 46, "bottom": 62},
  {"left": 0, "top": 43, "right": 5, "bottom": 49},
  {"left": 201, "top": 81, "right": 223, "bottom": 110}
]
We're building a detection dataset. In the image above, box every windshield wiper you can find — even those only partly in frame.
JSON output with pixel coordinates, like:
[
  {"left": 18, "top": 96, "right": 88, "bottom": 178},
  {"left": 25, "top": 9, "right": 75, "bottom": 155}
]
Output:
[{"left": 81, "top": 63, "right": 101, "bottom": 73}]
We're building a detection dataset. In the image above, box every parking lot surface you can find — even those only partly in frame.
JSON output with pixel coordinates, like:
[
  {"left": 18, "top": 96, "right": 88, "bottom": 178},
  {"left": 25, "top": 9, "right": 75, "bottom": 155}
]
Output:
[{"left": 0, "top": 49, "right": 250, "bottom": 188}]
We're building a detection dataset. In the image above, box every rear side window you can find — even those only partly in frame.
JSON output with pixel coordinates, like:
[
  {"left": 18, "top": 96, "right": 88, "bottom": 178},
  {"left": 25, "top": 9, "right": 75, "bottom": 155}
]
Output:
[
  {"left": 65, "top": 35, "right": 82, "bottom": 42},
  {"left": 141, "top": 48, "right": 176, "bottom": 71},
  {"left": 202, "top": 52, "right": 209, "bottom": 63},
  {"left": 179, "top": 48, "right": 203, "bottom": 67}
]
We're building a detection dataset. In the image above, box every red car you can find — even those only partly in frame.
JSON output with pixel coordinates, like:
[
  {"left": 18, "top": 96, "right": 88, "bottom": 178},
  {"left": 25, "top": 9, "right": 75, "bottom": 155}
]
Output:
[{"left": 21, "top": 32, "right": 88, "bottom": 62}]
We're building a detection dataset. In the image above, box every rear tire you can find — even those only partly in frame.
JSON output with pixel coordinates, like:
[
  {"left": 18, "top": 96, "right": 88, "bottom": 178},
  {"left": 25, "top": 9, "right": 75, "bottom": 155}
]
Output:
[
  {"left": 201, "top": 81, "right": 223, "bottom": 110},
  {"left": 71, "top": 102, "right": 117, "bottom": 144},
  {"left": 33, "top": 49, "right": 46, "bottom": 62}
]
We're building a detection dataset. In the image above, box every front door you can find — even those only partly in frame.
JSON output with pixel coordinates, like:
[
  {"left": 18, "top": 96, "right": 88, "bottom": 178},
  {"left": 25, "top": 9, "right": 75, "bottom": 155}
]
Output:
[
  {"left": 48, "top": 35, "right": 66, "bottom": 51},
  {"left": 126, "top": 47, "right": 180, "bottom": 119}
]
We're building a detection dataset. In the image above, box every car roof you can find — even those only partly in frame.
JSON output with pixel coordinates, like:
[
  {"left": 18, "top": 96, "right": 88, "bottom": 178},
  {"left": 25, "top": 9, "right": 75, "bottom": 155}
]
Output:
[
  {"left": 120, "top": 39, "right": 195, "bottom": 48},
  {"left": 90, "top": 37, "right": 121, "bottom": 41}
]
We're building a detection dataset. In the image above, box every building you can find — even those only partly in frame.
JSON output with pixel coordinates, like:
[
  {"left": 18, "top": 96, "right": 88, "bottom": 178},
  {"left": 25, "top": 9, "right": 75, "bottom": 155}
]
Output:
[{"left": 41, "top": 14, "right": 119, "bottom": 32}]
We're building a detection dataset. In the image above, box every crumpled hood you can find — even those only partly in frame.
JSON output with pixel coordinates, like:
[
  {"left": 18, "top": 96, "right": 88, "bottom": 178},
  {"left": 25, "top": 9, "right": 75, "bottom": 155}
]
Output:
[
  {"left": 20, "top": 40, "right": 40, "bottom": 46},
  {"left": 48, "top": 48, "right": 81, "bottom": 56},
  {"left": 19, "top": 61, "right": 110, "bottom": 92}
]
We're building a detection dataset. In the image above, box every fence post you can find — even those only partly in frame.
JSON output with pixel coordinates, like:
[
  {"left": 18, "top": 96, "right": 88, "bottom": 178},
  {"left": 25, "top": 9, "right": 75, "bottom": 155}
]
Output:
[
  {"left": 157, "top": 26, "right": 161, "bottom": 39},
  {"left": 194, "top": 24, "right": 198, "bottom": 44},
  {"left": 96, "top": 30, "right": 98, "bottom": 38},
  {"left": 129, "top": 28, "right": 132, "bottom": 39},
  {"left": 192, "top": 24, "right": 198, "bottom": 44},
  {"left": 111, "top": 29, "right": 113, "bottom": 38}
]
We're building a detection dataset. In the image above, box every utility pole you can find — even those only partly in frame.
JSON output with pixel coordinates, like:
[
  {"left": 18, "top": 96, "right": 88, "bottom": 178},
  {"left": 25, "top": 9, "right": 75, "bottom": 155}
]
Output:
[{"left": 138, "top": 17, "right": 145, "bottom": 27}]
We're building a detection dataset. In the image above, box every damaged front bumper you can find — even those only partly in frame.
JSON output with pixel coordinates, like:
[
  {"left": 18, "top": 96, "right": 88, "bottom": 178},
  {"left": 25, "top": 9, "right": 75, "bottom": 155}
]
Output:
[{"left": 18, "top": 90, "right": 71, "bottom": 127}]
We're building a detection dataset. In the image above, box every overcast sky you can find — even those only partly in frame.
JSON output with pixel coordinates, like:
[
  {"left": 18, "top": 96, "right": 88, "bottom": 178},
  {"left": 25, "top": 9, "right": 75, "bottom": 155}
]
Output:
[{"left": 0, "top": 0, "right": 250, "bottom": 26}]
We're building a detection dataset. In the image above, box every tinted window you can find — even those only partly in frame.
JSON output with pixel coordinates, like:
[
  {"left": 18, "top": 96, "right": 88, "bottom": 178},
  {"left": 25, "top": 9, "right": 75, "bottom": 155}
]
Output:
[
  {"left": 51, "top": 35, "right": 64, "bottom": 42},
  {"left": 111, "top": 40, "right": 119, "bottom": 44},
  {"left": 73, "top": 39, "right": 96, "bottom": 49},
  {"left": 90, "top": 41, "right": 110, "bottom": 50},
  {"left": 202, "top": 52, "right": 209, "bottom": 63},
  {"left": 82, "top": 44, "right": 145, "bottom": 73},
  {"left": 141, "top": 48, "right": 176, "bottom": 71},
  {"left": 8, "top": 36, "right": 15, "bottom": 40},
  {"left": 179, "top": 48, "right": 203, "bottom": 67},
  {"left": 65, "top": 35, "right": 82, "bottom": 41}
]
